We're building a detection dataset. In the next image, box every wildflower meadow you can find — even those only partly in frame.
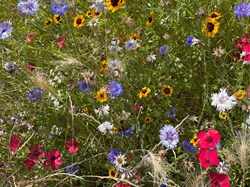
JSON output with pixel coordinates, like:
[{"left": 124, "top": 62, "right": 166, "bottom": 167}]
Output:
[{"left": 1, "top": 0, "right": 250, "bottom": 186}]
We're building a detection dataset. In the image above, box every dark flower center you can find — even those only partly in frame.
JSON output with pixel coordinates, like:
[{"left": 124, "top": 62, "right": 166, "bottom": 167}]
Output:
[
  {"left": 100, "top": 93, "right": 105, "bottom": 98},
  {"left": 164, "top": 87, "right": 171, "bottom": 94},
  {"left": 110, "top": 170, "right": 116, "bottom": 177},
  {"left": 148, "top": 17, "right": 153, "bottom": 23},
  {"left": 111, "top": 0, "right": 119, "bottom": 6},
  {"left": 76, "top": 18, "right": 82, "bottom": 25},
  {"left": 47, "top": 20, "right": 51, "bottom": 25},
  {"left": 205, "top": 158, "right": 211, "bottom": 163},
  {"left": 207, "top": 22, "right": 214, "bottom": 32},
  {"left": 141, "top": 89, "right": 147, "bottom": 94},
  {"left": 56, "top": 16, "right": 61, "bottom": 21},
  {"left": 210, "top": 13, "right": 218, "bottom": 18},
  {"left": 206, "top": 137, "right": 213, "bottom": 143}
]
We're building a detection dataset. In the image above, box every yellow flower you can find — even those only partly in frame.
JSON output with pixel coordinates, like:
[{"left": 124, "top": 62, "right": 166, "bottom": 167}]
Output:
[
  {"left": 113, "top": 127, "right": 118, "bottom": 135},
  {"left": 100, "top": 60, "right": 109, "bottom": 74},
  {"left": 219, "top": 112, "right": 227, "bottom": 120},
  {"left": 234, "top": 89, "right": 247, "bottom": 100},
  {"left": 209, "top": 12, "right": 221, "bottom": 20},
  {"left": 96, "top": 89, "right": 108, "bottom": 102},
  {"left": 73, "top": 15, "right": 85, "bottom": 28},
  {"left": 86, "top": 11, "right": 92, "bottom": 17},
  {"left": 139, "top": 87, "right": 151, "bottom": 98},
  {"left": 106, "top": 0, "right": 125, "bottom": 12},
  {"left": 129, "top": 33, "right": 139, "bottom": 41},
  {"left": 108, "top": 168, "right": 119, "bottom": 178},
  {"left": 82, "top": 107, "right": 89, "bottom": 113},
  {"left": 144, "top": 116, "right": 153, "bottom": 123},
  {"left": 165, "top": 119, "right": 171, "bottom": 124},
  {"left": 54, "top": 14, "right": 62, "bottom": 24},
  {"left": 190, "top": 134, "right": 199, "bottom": 147},
  {"left": 202, "top": 17, "right": 219, "bottom": 37},
  {"left": 44, "top": 18, "right": 52, "bottom": 26},
  {"left": 146, "top": 11, "right": 154, "bottom": 27},
  {"left": 92, "top": 9, "right": 102, "bottom": 18},
  {"left": 161, "top": 85, "right": 173, "bottom": 97}
]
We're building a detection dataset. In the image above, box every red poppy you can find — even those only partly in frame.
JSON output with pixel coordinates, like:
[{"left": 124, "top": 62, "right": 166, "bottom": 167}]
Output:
[
  {"left": 197, "top": 129, "right": 220, "bottom": 149},
  {"left": 210, "top": 172, "right": 230, "bottom": 187},
  {"left": 66, "top": 139, "right": 80, "bottom": 154},
  {"left": 198, "top": 149, "right": 220, "bottom": 169},
  {"left": 9, "top": 135, "right": 21, "bottom": 151},
  {"left": 117, "top": 182, "right": 130, "bottom": 187},
  {"left": 44, "top": 149, "right": 63, "bottom": 170}
]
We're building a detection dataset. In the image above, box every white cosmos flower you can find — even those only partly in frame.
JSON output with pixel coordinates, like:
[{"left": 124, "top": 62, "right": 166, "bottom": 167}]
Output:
[
  {"left": 211, "top": 88, "right": 237, "bottom": 112},
  {"left": 98, "top": 121, "right": 113, "bottom": 134}
]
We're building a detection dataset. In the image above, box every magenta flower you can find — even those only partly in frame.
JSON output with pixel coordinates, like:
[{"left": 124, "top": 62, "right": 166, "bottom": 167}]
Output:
[{"left": 44, "top": 149, "right": 63, "bottom": 170}]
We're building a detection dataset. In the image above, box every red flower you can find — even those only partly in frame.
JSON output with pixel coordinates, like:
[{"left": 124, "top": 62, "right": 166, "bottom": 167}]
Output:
[
  {"left": 210, "top": 172, "right": 230, "bottom": 187},
  {"left": 197, "top": 129, "right": 220, "bottom": 149},
  {"left": 26, "top": 34, "right": 35, "bottom": 43},
  {"left": 66, "top": 139, "right": 80, "bottom": 154},
  {"left": 24, "top": 144, "right": 45, "bottom": 170},
  {"left": 44, "top": 149, "right": 63, "bottom": 170},
  {"left": 198, "top": 149, "right": 220, "bottom": 169},
  {"left": 117, "top": 182, "right": 130, "bottom": 187},
  {"left": 9, "top": 135, "right": 21, "bottom": 151},
  {"left": 57, "top": 38, "right": 65, "bottom": 48}
]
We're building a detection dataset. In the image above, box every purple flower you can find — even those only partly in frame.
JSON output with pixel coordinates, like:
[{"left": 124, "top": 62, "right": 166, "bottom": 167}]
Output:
[
  {"left": 65, "top": 162, "right": 79, "bottom": 175},
  {"left": 159, "top": 125, "right": 179, "bottom": 148},
  {"left": 125, "top": 39, "right": 137, "bottom": 50},
  {"left": 4, "top": 62, "right": 16, "bottom": 74},
  {"left": 186, "top": 36, "right": 200, "bottom": 46},
  {"left": 107, "top": 81, "right": 123, "bottom": 99},
  {"left": 91, "top": 2, "right": 102, "bottom": 13},
  {"left": 182, "top": 140, "right": 197, "bottom": 152},
  {"left": 118, "top": 128, "right": 133, "bottom": 137},
  {"left": 108, "top": 148, "right": 123, "bottom": 164},
  {"left": 26, "top": 88, "right": 42, "bottom": 103},
  {"left": 0, "top": 22, "right": 13, "bottom": 40},
  {"left": 50, "top": 0, "right": 68, "bottom": 16},
  {"left": 234, "top": 2, "right": 250, "bottom": 19},
  {"left": 78, "top": 81, "right": 92, "bottom": 92},
  {"left": 167, "top": 107, "right": 178, "bottom": 118},
  {"left": 17, "top": 0, "right": 40, "bottom": 15},
  {"left": 157, "top": 45, "right": 168, "bottom": 55}
]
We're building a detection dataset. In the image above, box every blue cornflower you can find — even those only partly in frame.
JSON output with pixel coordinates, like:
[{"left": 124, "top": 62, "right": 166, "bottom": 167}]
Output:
[
  {"left": 17, "top": 0, "right": 40, "bottom": 15},
  {"left": 108, "top": 148, "right": 123, "bottom": 164},
  {"left": 50, "top": 0, "right": 68, "bottom": 16},
  {"left": 4, "top": 62, "right": 16, "bottom": 74},
  {"left": 0, "top": 22, "right": 13, "bottom": 40},
  {"left": 125, "top": 39, "right": 137, "bottom": 50},
  {"left": 78, "top": 81, "right": 92, "bottom": 92},
  {"left": 65, "top": 162, "right": 79, "bottom": 175},
  {"left": 26, "top": 88, "right": 42, "bottom": 103},
  {"left": 160, "top": 185, "right": 167, "bottom": 187},
  {"left": 159, "top": 125, "right": 179, "bottom": 149},
  {"left": 186, "top": 36, "right": 200, "bottom": 46},
  {"left": 234, "top": 2, "right": 250, "bottom": 19},
  {"left": 107, "top": 81, "right": 123, "bottom": 99},
  {"left": 182, "top": 140, "right": 197, "bottom": 152},
  {"left": 118, "top": 128, "right": 133, "bottom": 137},
  {"left": 167, "top": 107, "right": 178, "bottom": 118},
  {"left": 157, "top": 45, "right": 168, "bottom": 55}
]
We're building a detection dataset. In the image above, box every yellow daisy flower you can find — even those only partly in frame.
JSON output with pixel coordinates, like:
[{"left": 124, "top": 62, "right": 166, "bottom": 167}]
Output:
[
  {"left": 144, "top": 116, "right": 153, "bottom": 123},
  {"left": 219, "top": 112, "right": 227, "bottom": 120},
  {"left": 92, "top": 9, "right": 102, "bottom": 18},
  {"left": 82, "top": 107, "right": 89, "bottom": 113},
  {"left": 234, "top": 89, "right": 247, "bottom": 100},
  {"left": 190, "top": 134, "right": 199, "bottom": 147},
  {"left": 106, "top": 0, "right": 125, "bottom": 12},
  {"left": 161, "top": 85, "right": 173, "bottom": 97},
  {"left": 209, "top": 12, "right": 221, "bottom": 20},
  {"left": 44, "top": 18, "right": 52, "bottom": 26},
  {"left": 139, "top": 87, "right": 151, "bottom": 98},
  {"left": 202, "top": 17, "right": 219, "bottom": 37},
  {"left": 113, "top": 127, "right": 118, "bottom": 135},
  {"left": 108, "top": 168, "right": 119, "bottom": 178},
  {"left": 96, "top": 89, "right": 108, "bottom": 102},
  {"left": 73, "top": 15, "right": 85, "bottom": 28},
  {"left": 100, "top": 60, "right": 109, "bottom": 74},
  {"left": 146, "top": 11, "right": 154, "bottom": 27},
  {"left": 129, "top": 33, "right": 139, "bottom": 41},
  {"left": 86, "top": 10, "right": 92, "bottom": 17},
  {"left": 54, "top": 14, "right": 62, "bottom": 24}
]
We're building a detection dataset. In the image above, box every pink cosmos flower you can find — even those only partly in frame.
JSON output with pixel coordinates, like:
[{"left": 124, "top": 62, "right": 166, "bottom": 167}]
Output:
[
  {"left": 197, "top": 129, "right": 220, "bottom": 149},
  {"left": 210, "top": 172, "right": 230, "bottom": 187},
  {"left": 44, "top": 149, "right": 63, "bottom": 170},
  {"left": 57, "top": 38, "right": 65, "bottom": 48},
  {"left": 198, "top": 149, "right": 220, "bottom": 169},
  {"left": 9, "top": 135, "right": 21, "bottom": 151},
  {"left": 66, "top": 139, "right": 80, "bottom": 154}
]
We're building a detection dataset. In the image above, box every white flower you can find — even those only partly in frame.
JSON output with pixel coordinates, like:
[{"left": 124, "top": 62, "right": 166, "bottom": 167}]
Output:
[
  {"left": 98, "top": 121, "right": 113, "bottom": 134},
  {"left": 211, "top": 88, "right": 237, "bottom": 112},
  {"left": 87, "top": 18, "right": 99, "bottom": 27},
  {"left": 94, "top": 105, "right": 110, "bottom": 116},
  {"left": 146, "top": 53, "right": 156, "bottom": 62},
  {"left": 216, "top": 162, "right": 229, "bottom": 174},
  {"left": 114, "top": 154, "right": 127, "bottom": 167}
]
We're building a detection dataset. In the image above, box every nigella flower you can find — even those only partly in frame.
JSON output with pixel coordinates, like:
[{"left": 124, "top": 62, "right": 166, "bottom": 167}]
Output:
[
  {"left": 107, "top": 81, "right": 123, "bottom": 99},
  {"left": 0, "top": 22, "right": 13, "bottom": 40},
  {"left": 65, "top": 162, "right": 79, "bottom": 175},
  {"left": 125, "top": 39, "right": 138, "bottom": 50},
  {"left": 118, "top": 128, "right": 133, "bottom": 137},
  {"left": 182, "top": 140, "right": 197, "bottom": 152},
  {"left": 108, "top": 148, "right": 123, "bottom": 164},
  {"left": 50, "top": 0, "right": 68, "bottom": 16},
  {"left": 156, "top": 45, "right": 168, "bottom": 55},
  {"left": 17, "top": 0, "right": 40, "bottom": 15},
  {"left": 186, "top": 36, "right": 200, "bottom": 46},
  {"left": 78, "top": 81, "right": 92, "bottom": 92},
  {"left": 234, "top": 2, "right": 250, "bottom": 19},
  {"left": 167, "top": 107, "right": 178, "bottom": 118},
  {"left": 159, "top": 125, "right": 179, "bottom": 149},
  {"left": 26, "top": 88, "right": 42, "bottom": 103},
  {"left": 4, "top": 62, "right": 16, "bottom": 74}
]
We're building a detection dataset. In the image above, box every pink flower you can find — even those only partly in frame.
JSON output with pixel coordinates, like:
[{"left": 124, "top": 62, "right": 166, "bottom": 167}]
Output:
[
  {"left": 66, "top": 139, "right": 80, "bottom": 154},
  {"left": 197, "top": 129, "right": 220, "bottom": 149},
  {"left": 44, "top": 149, "right": 63, "bottom": 170},
  {"left": 9, "top": 135, "right": 21, "bottom": 151},
  {"left": 57, "top": 38, "right": 65, "bottom": 48},
  {"left": 198, "top": 149, "right": 220, "bottom": 169},
  {"left": 210, "top": 172, "right": 230, "bottom": 187},
  {"left": 117, "top": 182, "right": 130, "bottom": 187},
  {"left": 26, "top": 34, "right": 35, "bottom": 43},
  {"left": 24, "top": 144, "right": 45, "bottom": 170}
]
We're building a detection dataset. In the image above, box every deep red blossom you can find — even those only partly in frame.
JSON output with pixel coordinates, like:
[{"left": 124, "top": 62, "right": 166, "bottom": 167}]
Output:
[
  {"left": 197, "top": 129, "right": 220, "bottom": 149},
  {"left": 44, "top": 149, "right": 63, "bottom": 170},
  {"left": 66, "top": 139, "right": 80, "bottom": 154},
  {"left": 9, "top": 135, "right": 21, "bottom": 151},
  {"left": 26, "top": 34, "right": 35, "bottom": 43},
  {"left": 24, "top": 144, "right": 45, "bottom": 170},
  {"left": 198, "top": 149, "right": 220, "bottom": 169},
  {"left": 117, "top": 182, "right": 130, "bottom": 187},
  {"left": 210, "top": 172, "right": 230, "bottom": 187}
]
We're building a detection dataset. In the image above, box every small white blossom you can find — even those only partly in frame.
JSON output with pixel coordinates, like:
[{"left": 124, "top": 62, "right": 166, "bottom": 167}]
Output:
[
  {"left": 146, "top": 53, "right": 156, "bottom": 62},
  {"left": 94, "top": 105, "right": 110, "bottom": 116},
  {"left": 98, "top": 121, "right": 113, "bottom": 134}
]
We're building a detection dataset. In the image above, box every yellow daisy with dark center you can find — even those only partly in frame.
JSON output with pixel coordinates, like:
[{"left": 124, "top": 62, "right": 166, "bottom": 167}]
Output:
[
  {"left": 219, "top": 112, "right": 227, "bottom": 120},
  {"left": 190, "top": 134, "right": 199, "bottom": 147},
  {"left": 44, "top": 18, "right": 52, "bottom": 26},
  {"left": 100, "top": 60, "right": 109, "bottom": 74},
  {"left": 129, "top": 33, "right": 139, "bottom": 41},
  {"left": 96, "top": 89, "right": 108, "bottom": 102},
  {"left": 92, "top": 9, "right": 102, "bottom": 18},
  {"left": 234, "top": 89, "right": 247, "bottom": 100},
  {"left": 209, "top": 12, "right": 221, "bottom": 20},
  {"left": 144, "top": 116, "right": 153, "bottom": 123},
  {"left": 106, "top": 0, "right": 126, "bottom": 12},
  {"left": 54, "top": 14, "right": 62, "bottom": 24},
  {"left": 73, "top": 15, "right": 85, "bottom": 28},
  {"left": 113, "top": 127, "right": 118, "bottom": 134},
  {"left": 146, "top": 11, "right": 154, "bottom": 27},
  {"left": 108, "top": 168, "right": 119, "bottom": 178},
  {"left": 161, "top": 85, "right": 173, "bottom": 97},
  {"left": 82, "top": 107, "right": 89, "bottom": 113},
  {"left": 139, "top": 87, "right": 151, "bottom": 98},
  {"left": 202, "top": 17, "right": 219, "bottom": 37},
  {"left": 86, "top": 10, "right": 92, "bottom": 17}
]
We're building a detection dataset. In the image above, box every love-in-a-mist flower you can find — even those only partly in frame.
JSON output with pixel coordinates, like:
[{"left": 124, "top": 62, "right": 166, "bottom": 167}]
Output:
[
  {"left": 17, "top": 0, "right": 40, "bottom": 15},
  {"left": 198, "top": 149, "right": 220, "bottom": 169},
  {"left": 125, "top": 39, "right": 137, "bottom": 50},
  {"left": 159, "top": 125, "right": 179, "bottom": 148},
  {"left": 211, "top": 88, "right": 237, "bottom": 112},
  {"left": 197, "top": 129, "right": 220, "bottom": 149}
]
